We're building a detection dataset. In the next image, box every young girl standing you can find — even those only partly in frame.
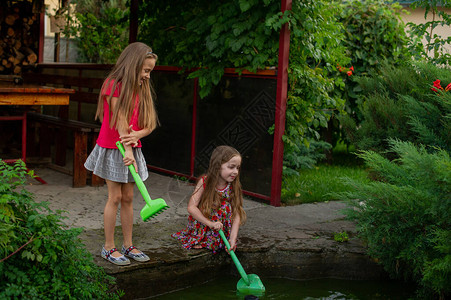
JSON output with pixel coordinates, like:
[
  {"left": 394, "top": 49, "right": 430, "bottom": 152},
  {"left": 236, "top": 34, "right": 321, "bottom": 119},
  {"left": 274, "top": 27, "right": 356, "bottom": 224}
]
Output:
[
  {"left": 84, "top": 42, "right": 159, "bottom": 266},
  {"left": 172, "top": 146, "right": 247, "bottom": 253}
]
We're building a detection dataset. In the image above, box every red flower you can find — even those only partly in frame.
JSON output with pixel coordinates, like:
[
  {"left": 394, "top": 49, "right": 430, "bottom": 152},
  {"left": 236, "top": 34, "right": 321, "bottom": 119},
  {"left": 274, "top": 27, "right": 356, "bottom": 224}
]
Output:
[
  {"left": 446, "top": 83, "right": 451, "bottom": 91},
  {"left": 433, "top": 79, "right": 444, "bottom": 91},
  {"left": 431, "top": 79, "right": 443, "bottom": 92},
  {"left": 337, "top": 64, "right": 354, "bottom": 75}
]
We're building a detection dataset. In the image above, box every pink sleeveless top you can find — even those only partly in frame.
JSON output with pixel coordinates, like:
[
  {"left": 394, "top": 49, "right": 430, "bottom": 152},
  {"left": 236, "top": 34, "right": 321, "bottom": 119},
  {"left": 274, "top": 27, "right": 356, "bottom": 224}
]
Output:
[{"left": 96, "top": 79, "right": 142, "bottom": 149}]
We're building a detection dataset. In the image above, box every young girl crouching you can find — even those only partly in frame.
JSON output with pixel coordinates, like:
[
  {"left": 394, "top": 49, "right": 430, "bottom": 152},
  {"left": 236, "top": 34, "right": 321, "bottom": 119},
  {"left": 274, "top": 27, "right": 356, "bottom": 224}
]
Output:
[{"left": 172, "top": 145, "right": 246, "bottom": 253}]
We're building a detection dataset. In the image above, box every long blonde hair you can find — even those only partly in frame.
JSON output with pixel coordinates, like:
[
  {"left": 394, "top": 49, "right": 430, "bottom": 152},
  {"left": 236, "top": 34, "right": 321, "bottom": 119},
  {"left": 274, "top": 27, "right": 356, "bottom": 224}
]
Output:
[
  {"left": 95, "top": 42, "right": 159, "bottom": 131},
  {"left": 198, "top": 146, "right": 247, "bottom": 225}
]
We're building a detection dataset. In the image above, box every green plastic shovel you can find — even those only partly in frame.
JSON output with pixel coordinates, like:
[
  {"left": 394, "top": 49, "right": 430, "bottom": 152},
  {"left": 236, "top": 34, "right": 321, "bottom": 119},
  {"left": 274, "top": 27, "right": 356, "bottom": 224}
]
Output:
[
  {"left": 218, "top": 229, "right": 265, "bottom": 296},
  {"left": 116, "top": 141, "right": 169, "bottom": 221}
]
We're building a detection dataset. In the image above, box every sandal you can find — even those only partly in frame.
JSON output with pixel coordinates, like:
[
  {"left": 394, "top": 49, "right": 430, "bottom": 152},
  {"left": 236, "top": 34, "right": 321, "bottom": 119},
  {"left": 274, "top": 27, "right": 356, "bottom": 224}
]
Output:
[
  {"left": 121, "top": 245, "right": 150, "bottom": 262},
  {"left": 101, "top": 247, "right": 130, "bottom": 266}
]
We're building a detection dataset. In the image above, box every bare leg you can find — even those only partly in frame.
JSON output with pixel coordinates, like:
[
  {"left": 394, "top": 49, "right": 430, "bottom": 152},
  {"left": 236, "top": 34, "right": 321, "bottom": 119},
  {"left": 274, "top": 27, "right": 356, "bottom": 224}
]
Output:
[
  {"left": 120, "top": 182, "right": 136, "bottom": 252},
  {"left": 104, "top": 179, "right": 123, "bottom": 257}
]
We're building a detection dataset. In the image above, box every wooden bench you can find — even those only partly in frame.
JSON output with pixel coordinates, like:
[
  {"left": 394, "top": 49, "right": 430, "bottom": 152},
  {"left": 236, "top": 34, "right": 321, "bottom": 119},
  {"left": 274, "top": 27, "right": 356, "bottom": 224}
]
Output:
[
  {"left": 27, "top": 112, "right": 102, "bottom": 187},
  {"left": 23, "top": 63, "right": 112, "bottom": 187}
]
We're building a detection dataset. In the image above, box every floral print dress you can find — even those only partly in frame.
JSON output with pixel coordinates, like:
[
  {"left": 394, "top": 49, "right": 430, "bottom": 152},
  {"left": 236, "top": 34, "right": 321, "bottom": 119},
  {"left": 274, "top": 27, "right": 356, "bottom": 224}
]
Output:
[{"left": 172, "top": 179, "right": 233, "bottom": 254}]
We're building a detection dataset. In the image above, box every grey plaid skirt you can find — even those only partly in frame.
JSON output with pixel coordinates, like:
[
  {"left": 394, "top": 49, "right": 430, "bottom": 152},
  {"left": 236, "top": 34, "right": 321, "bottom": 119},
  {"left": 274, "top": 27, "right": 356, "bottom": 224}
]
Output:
[{"left": 84, "top": 144, "right": 149, "bottom": 183}]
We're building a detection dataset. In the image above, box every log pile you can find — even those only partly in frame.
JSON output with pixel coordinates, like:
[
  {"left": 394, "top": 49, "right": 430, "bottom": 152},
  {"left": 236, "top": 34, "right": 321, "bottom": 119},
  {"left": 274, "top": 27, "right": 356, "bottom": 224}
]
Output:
[{"left": 0, "top": 1, "right": 40, "bottom": 75}]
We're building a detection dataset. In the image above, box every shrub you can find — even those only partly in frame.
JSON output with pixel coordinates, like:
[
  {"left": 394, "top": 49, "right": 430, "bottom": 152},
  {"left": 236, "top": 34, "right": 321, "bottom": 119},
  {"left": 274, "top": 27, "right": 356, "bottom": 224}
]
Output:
[
  {"left": 0, "top": 160, "right": 122, "bottom": 299},
  {"left": 338, "top": 0, "right": 410, "bottom": 77},
  {"left": 340, "top": 61, "right": 451, "bottom": 155},
  {"left": 283, "top": 140, "right": 332, "bottom": 175},
  {"left": 323, "top": 0, "right": 411, "bottom": 151},
  {"left": 337, "top": 139, "right": 450, "bottom": 299}
]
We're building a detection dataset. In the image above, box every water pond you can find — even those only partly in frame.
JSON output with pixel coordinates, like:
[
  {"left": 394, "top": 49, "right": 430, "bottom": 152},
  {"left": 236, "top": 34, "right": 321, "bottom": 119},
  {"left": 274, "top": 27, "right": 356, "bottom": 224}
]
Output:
[{"left": 150, "top": 276, "right": 415, "bottom": 299}]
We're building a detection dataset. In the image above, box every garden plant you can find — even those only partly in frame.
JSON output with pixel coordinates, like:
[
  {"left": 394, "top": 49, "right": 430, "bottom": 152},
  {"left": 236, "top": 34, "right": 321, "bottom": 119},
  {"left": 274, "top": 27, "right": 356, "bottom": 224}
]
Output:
[
  {"left": 0, "top": 160, "right": 122, "bottom": 299},
  {"left": 336, "top": 139, "right": 450, "bottom": 299},
  {"left": 339, "top": 61, "right": 451, "bottom": 155}
]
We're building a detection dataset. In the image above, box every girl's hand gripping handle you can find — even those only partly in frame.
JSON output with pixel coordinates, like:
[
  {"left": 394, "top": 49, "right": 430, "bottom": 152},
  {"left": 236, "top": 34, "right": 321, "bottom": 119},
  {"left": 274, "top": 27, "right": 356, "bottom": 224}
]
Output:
[{"left": 116, "top": 141, "right": 152, "bottom": 206}]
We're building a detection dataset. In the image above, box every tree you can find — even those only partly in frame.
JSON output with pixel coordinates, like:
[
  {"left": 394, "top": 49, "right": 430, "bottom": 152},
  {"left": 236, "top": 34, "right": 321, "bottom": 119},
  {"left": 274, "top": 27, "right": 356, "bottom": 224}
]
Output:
[{"left": 407, "top": 0, "right": 451, "bottom": 66}]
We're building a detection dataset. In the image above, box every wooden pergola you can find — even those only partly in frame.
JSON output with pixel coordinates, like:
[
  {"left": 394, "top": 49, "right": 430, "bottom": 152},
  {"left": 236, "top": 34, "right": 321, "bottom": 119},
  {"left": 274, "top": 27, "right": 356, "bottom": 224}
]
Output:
[{"left": 41, "top": 0, "right": 292, "bottom": 207}]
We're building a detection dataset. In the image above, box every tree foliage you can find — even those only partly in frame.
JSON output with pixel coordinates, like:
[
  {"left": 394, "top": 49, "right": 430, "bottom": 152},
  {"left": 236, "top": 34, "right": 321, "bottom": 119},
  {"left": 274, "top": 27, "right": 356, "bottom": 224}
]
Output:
[
  {"left": 138, "top": 0, "right": 280, "bottom": 98},
  {"left": 340, "top": 0, "right": 410, "bottom": 76},
  {"left": 65, "top": 0, "right": 129, "bottom": 63},
  {"left": 337, "top": 0, "right": 411, "bottom": 120}
]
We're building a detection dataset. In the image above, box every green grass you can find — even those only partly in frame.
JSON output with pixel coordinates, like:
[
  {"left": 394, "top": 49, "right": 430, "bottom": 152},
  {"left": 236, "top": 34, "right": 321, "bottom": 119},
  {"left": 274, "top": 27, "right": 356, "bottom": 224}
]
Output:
[{"left": 281, "top": 147, "right": 370, "bottom": 205}]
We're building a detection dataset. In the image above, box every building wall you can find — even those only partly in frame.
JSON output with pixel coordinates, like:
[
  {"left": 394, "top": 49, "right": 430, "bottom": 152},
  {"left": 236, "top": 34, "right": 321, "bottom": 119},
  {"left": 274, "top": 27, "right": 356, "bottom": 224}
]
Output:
[
  {"left": 401, "top": 7, "right": 451, "bottom": 55},
  {"left": 43, "top": 36, "right": 79, "bottom": 62},
  {"left": 43, "top": 0, "right": 79, "bottom": 62}
]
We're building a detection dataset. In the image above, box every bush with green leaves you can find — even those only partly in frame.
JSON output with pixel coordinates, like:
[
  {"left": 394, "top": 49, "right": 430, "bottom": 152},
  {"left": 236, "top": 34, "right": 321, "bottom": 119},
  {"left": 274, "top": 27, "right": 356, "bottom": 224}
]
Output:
[
  {"left": 323, "top": 0, "right": 411, "bottom": 152},
  {"left": 337, "top": 0, "right": 410, "bottom": 116},
  {"left": 282, "top": 0, "right": 411, "bottom": 169},
  {"left": 0, "top": 160, "right": 121, "bottom": 299},
  {"left": 340, "top": 61, "right": 451, "bottom": 155},
  {"left": 282, "top": 140, "right": 331, "bottom": 176},
  {"left": 65, "top": 0, "right": 129, "bottom": 63},
  {"left": 339, "top": 0, "right": 410, "bottom": 77},
  {"left": 278, "top": 0, "right": 349, "bottom": 166},
  {"left": 337, "top": 139, "right": 450, "bottom": 299}
]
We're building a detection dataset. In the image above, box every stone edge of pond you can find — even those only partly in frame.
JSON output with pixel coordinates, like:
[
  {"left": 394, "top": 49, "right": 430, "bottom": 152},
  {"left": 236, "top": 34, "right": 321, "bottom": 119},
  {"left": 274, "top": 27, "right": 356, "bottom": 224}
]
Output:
[{"left": 81, "top": 222, "right": 386, "bottom": 299}]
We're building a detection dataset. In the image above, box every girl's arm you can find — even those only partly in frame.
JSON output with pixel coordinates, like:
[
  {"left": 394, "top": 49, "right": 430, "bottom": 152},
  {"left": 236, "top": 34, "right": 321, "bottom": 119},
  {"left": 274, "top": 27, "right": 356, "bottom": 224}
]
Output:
[
  {"left": 187, "top": 180, "right": 223, "bottom": 231},
  {"left": 120, "top": 125, "right": 152, "bottom": 147},
  {"left": 111, "top": 97, "right": 138, "bottom": 171},
  {"left": 228, "top": 214, "right": 241, "bottom": 252}
]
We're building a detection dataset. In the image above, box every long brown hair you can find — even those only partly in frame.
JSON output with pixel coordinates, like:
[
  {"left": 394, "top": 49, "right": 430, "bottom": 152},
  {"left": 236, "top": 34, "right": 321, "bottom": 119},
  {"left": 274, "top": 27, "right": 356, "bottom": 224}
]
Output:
[
  {"left": 95, "top": 42, "right": 159, "bottom": 131},
  {"left": 197, "top": 145, "right": 246, "bottom": 224}
]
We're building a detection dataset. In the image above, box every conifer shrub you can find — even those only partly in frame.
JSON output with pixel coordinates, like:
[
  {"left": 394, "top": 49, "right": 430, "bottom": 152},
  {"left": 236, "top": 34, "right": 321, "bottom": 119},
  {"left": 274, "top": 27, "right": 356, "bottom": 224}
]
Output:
[
  {"left": 337, "top": 139, "right": 450, "bottom": 299},
  {"left": 340, "top": 61, "right": 451, "bottom": 155},
  {"left": 0, "top": 160, "right": 122, "bottom": 299}
]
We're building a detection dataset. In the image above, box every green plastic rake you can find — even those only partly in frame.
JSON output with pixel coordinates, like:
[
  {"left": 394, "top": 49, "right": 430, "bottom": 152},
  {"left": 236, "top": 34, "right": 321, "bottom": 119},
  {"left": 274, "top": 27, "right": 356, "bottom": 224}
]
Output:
[
  {"left": 116, "top": 141, "right": 169, "bottom": 221},
  {"left": 218, "top": 229, "right": 265, "bottom": 296}
]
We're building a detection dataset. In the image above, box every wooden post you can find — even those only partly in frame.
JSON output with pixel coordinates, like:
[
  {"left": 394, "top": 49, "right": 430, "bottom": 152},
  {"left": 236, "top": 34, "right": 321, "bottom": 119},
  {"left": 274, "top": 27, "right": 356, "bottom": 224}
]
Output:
[
  {"left": 73, "top": 130, "right": 88, "bottom": 187},
  {"left": 54, "top": 33, "right": 60, "bottom": 62},
  {"left": 39, "top": 10, "right": 44, "bottom": 63},
  {"left": 270, "top": 0, "right": 292, "bottom": 207},
  {"left": 129, "top": 0, "right": 139, "bottom": 43}
]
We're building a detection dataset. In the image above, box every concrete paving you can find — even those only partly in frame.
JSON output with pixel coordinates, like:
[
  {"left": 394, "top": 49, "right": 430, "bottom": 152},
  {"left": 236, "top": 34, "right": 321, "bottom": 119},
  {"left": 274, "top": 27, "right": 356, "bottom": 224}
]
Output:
[{"left": 25, "top": 167, "right": 271, "bottom": 229}]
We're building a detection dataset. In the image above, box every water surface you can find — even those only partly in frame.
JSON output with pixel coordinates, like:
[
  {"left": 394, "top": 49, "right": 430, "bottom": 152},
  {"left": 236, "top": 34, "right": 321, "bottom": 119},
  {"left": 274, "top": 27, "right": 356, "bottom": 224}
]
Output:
[{"left": 150, "top": 276, "right": 415, "bottom": 299}]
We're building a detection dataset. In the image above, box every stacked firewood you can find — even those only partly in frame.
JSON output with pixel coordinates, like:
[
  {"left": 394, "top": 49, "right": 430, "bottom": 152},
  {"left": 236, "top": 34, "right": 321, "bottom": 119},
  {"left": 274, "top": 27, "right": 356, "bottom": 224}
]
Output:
[{"left": 0, "top": 1, "right": 40, "bottom": 75}]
